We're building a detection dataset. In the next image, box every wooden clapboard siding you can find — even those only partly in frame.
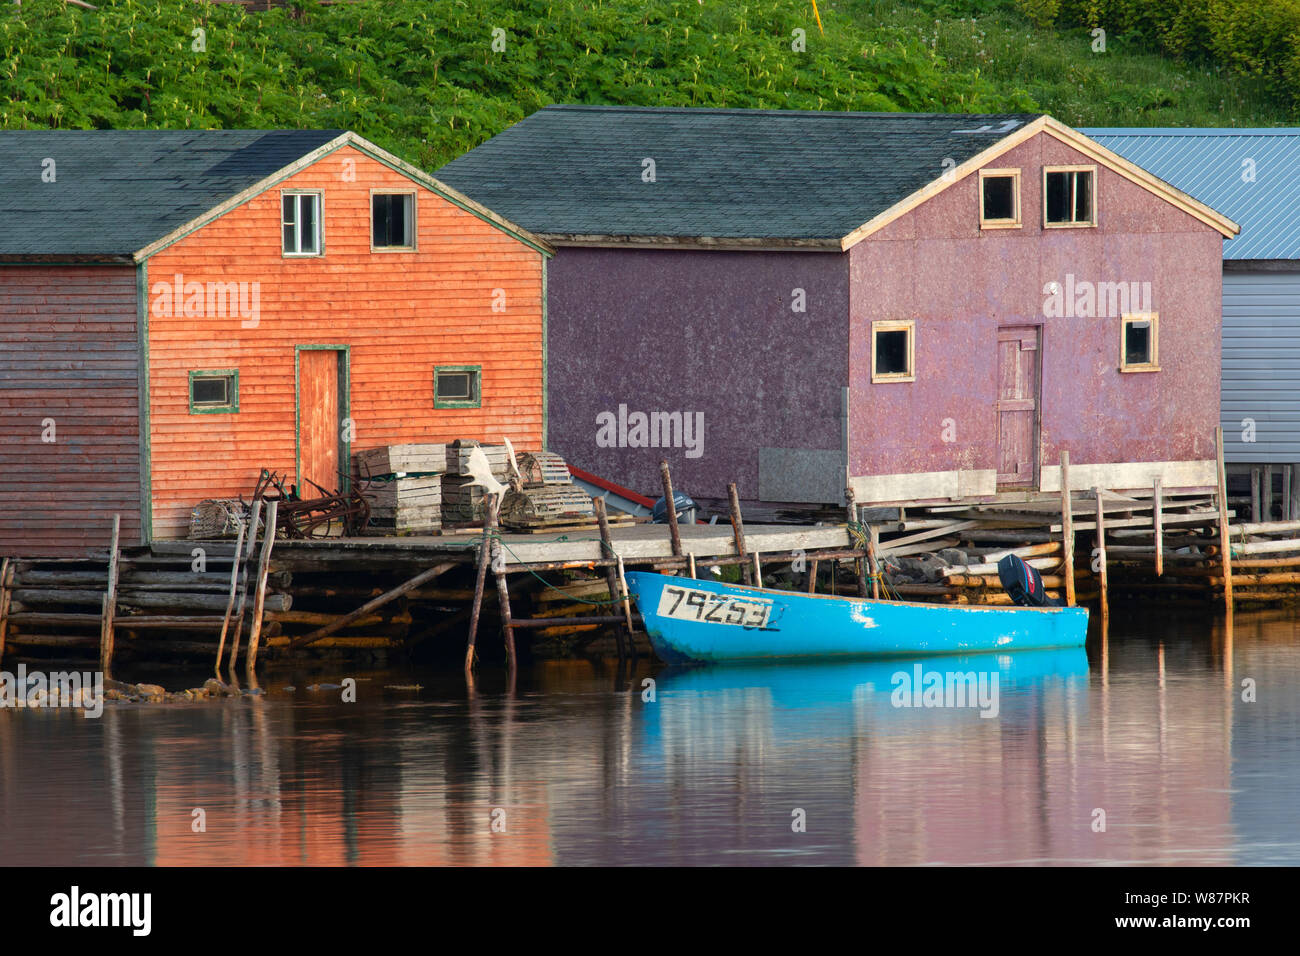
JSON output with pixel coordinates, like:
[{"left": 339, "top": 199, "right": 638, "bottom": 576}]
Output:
[
  {"left": 145, "top": 145, "right": 544, "bottom": 539},
  {"left": 0, "top": 265, "right": 143, "bottom": 556}
]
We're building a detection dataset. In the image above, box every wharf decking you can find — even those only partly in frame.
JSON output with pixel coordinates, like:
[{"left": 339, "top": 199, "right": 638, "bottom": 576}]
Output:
[{"left": 150, "top": 522, "right": 853, "bottom": 569}]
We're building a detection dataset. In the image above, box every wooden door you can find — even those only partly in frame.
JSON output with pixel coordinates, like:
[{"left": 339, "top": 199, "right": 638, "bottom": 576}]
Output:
[
  {"left": 298, "top": 348, "right": 343, "bottom": 494},
  {"left": 995, "top": 326, "right": 1039, "bottom": 488}
]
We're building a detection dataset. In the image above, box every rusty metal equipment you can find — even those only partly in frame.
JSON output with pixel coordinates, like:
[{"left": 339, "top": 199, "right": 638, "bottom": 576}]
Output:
[{"left": 252, "top": 468, "right": 370, "bottom": 539}]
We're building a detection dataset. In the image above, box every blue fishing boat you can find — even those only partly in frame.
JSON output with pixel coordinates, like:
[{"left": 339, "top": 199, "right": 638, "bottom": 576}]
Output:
[{"left": 624, "top": 570, "right": 1089, "bottom": 664}]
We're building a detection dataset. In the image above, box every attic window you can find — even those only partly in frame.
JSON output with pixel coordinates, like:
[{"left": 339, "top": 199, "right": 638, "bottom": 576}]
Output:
[
  {"left": 1044, "top": 166, "right": 1096, "bottom": 227},
  {"left": 871, "top": 321, "right": 915, "bottom": 383},
  {"left": 979, "top": 169, "right": 1021, "bottom": 228},
  {"left": 1120, "top": 313, "right": 1159, "bottom": 372},
  {"left": 282, "top": 191, "right": 323, "bottom": 256},
  {"left": 372, "top": 192, "right": 416, "bottom": 250}
]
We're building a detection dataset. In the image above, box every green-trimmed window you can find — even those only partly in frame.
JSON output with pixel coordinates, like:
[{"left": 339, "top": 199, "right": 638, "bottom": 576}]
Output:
[
  {"left": 434, "top": 365, "right": 481, "bottom": 409},
  {"left": 189, "top": 370, "right": 239, "bottom": 414}
]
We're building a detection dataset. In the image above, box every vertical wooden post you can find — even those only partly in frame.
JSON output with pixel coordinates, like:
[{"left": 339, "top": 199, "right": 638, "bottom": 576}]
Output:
[
  {"left": 594, "top": 496, "right": 629, "bottom": 657},
  {"left": 99, "top": 515, "right": 121, "bottom": 679},
  {"left": 245, "top": 499, "right": 278, "bottom": 673},
  {"left": 464, "top": 499, "right": 495, "bottom": 672},
  {"left": 807, "top": 558, "right": 819, "bottom": 595},
  {"left": 867, "top": 525, "right": 881, "bottom": 600},
  {"left": 1153, "top": 477, "right": 1164, "bottom": 578},
  {"left": 1094, "top": 486, "right": 1108, "bottom": 620},
  {"left": 845, "top": 486, "right": 869, "bottom": 598},
  {"left": 1284, "top": 465, "right": 1294, "bottom": 520},
  {"left": 228, "top": 497, "right": 264, "bottom": 674},
  {"left": 727, "top": 483, "right": 752, "bottom": 586},
  {"left": 615, "top": 555, "right": 635, "bottom": 646},
  {"left": 1264, "top": 464, "right": 1275, "bottom": 522},
  {"left": 1216, "top": 425, "right": 1234, "bottom": 611},
  {"left": 488, "top": 499, "right": 516, "bottom": 669},
  {"left": 1250, "top": 467, "right": 1261, "bottom": 523},
  {"left": 0, "top": 557, "right": 12, "bottom": 665},
  {"left": 752, "top": 551, "right": 763, "bottom": 587},
  {"left": 686, "top": 552, "right": 697, "bottom": 579},
  {"left": 214, "top": 519, "right": 247, "bottom": 676},
  {"left": 1060, "top": 451, "right": 1075, "bottom": 607},
  {"left": 659, "top": 460, "right": 683, "bottom": 558}
]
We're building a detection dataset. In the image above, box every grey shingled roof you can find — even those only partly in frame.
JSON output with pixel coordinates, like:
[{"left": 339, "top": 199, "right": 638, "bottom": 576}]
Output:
[
  {"left": 0, "top": 129, "right": 344, "bottom": 258},
  {"left": 435, "top": 105, "right": 1043, "bottom": 242}
]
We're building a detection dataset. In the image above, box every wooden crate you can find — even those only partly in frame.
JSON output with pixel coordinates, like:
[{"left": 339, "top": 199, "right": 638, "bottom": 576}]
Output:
[
  {"left": 446, "top": 439, "right": 511, "bottom": 478},
  {"left": 441, "top": 475, "right": 489, "bottom": 522},
  {"left": 354, "top": 443, "right": 447, "bottom": 478},
  {"left": 364, "top": 476, "right": 442, "bottom": 508}
]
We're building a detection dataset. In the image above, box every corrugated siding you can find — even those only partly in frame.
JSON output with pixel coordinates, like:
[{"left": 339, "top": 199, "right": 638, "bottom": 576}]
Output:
[
  {"left": 146, "top": 144, "right": 544, "bottom": 539},
  {"left": 1222, "top": 270, "right": 1300, "bottom": 463},
  {"left": 0, "top": 265, "right": 142, "bottom": 556}
]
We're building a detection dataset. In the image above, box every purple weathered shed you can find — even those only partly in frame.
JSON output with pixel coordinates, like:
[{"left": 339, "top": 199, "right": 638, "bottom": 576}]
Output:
[{"left": 437, "top": 106, "right": 1239, "bottom": 511}]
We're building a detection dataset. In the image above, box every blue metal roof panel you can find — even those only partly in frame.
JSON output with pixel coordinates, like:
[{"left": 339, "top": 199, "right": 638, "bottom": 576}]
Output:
[{"left": 1081, "top": 128, "right": 1300, "bottom": 260}]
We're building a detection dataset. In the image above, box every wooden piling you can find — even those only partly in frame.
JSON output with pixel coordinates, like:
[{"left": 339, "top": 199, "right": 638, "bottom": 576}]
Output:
[
  {"left": 807, "top": 557, "right": 819, "bottom": 594},
  {"left": 1285, "top": 465, "right": 1294, "bottom": 520},
  {"left": 227, "top": 498, "right": 263, "bottom": 674},
  {"left": 687, "top": 552, "right": 697, "bottom": 579},
  {"left": 1060, "top": 451, "right": 1076, "bottom": 607},
  {"left": 660, "top": 460, "right": 683, "bottom": 557},
  {"left": 0, "top": 557, "right": 11, "bottom": 664},
  {"left": 1264, "top": 464, "right": 1275, "bottom": 521},
  {"left": 99, "top": 515, "right": 120, "bottom": 678},
  {"left": 245, "top": 499, "right": 279, "bottom": 673},
  {"left": 594, "top": 495, "right": 630, "bottom": 657},
  {"left": 727, "top": 483, "right": 752, "bottom": 586},
  {"left": 846, "top": 486, "right": 869, "bottom": 599},
  {"left": 486, "top": 497, "right": 516, "bottom": 669},
  {"left": 752, "top": 551, "right": 763, "bottom": 587},
  {"left": 1094, "top": 486, "right": 1108, "bottom": 619},
  {"left": 214, "top": 519, "right": 247, "bottom": 675},
  {"left": 1251, "top": 467, "right": 1261, "bottom": 523},
  {"left": 464, "top": 505, "right": 494, "bottom": 672},
  {"left": 1216, "top": 425, "right": 1234, "bottom": 610},
  {"left": 867, "top": 525, "right": 881, "bottom": 600},
  {"left": 1153, "top": 477, "right": 1164, "bottom": 578}
]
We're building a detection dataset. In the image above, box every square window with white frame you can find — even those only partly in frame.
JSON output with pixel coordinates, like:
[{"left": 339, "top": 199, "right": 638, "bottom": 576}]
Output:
[
  {"left": 872, "top": 321, "right": 915, "bottom": 382},
  {"left": 1120, "top": 313, "right": 1159, "bottom": 371},
  {"left": 282, "top": 191, "right": 322, "bottom": 256},
  {"left": 1044, "top": 167, "right": 1096, "bottom": 227},
  {"left": 372, "top": 192, "right": 416, "bottom": 249}
]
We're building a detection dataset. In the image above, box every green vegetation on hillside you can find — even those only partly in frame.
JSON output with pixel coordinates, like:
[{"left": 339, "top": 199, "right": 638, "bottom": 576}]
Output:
[{"left": 0, "top": 0, "right": 1293, "bottom": 171}]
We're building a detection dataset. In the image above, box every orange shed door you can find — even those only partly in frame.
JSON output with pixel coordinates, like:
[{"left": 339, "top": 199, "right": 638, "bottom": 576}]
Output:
[{"left": 297, "top": 348, "right": 347, "bottom": 495}]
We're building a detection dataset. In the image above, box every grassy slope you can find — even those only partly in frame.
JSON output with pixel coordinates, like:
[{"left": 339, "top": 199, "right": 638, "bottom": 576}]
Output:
[
  {"left": 852, "top": 0, "right": 1287, "bottom": 128},
  {"left": 0, "top": 0, "right": 1292, "bottom": 173}
]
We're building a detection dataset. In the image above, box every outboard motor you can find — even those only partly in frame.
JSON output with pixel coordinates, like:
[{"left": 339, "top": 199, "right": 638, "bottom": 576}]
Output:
[
  {"left": 997, "top": 553, "right": 1062, "bottom": 607},
  {"left": 653, "top": 491, "right": 697, "bottom": 525}
]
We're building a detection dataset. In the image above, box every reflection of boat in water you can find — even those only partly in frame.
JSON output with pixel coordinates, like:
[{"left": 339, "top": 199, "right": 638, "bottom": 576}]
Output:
[
  {"left": 625, "top": 571, "right": 1089, "bottom": 664},
  {"left": 652, "top": 648, "right": 1090, "bottom": 710},
  {"left": 640, "top": 649, "right": 1090, "bottom": 760}
]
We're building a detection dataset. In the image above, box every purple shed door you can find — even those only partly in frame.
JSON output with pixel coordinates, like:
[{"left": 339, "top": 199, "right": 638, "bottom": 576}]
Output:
[{"left": 995, "top": 326, "right": 1040, "bottom": 488}]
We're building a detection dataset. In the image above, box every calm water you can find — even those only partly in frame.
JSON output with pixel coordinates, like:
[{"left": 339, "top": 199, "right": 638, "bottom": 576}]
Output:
[{"left": 2, "top": 609, "right": 1298, "bottom": 866}]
